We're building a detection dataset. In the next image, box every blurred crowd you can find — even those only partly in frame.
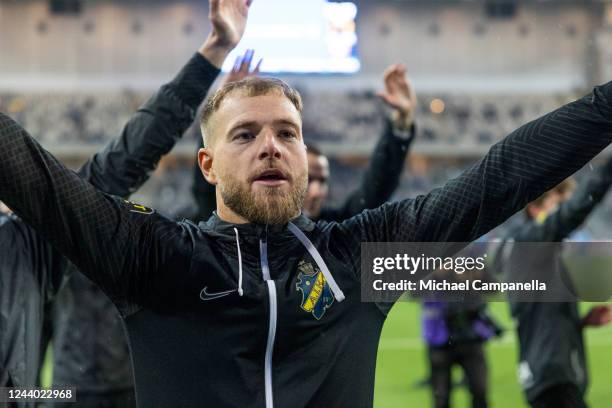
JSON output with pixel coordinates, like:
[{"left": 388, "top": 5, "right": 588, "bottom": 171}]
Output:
[{"left": 0, "top": 90, "right": 575, "bottom": 148}]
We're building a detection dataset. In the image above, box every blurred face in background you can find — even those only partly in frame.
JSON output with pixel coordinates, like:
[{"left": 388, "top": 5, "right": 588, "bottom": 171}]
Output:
[
  {"left": 303, "top": 152, "right": 330, "bottom": 219},
  {"left": 526, "top": 189, "right": 564, "bottom": 221}
]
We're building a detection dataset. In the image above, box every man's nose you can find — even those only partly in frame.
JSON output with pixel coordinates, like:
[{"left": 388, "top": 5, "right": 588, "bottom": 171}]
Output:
[{"left": 258, "top": 130, "right": 282, "bottom": 160}]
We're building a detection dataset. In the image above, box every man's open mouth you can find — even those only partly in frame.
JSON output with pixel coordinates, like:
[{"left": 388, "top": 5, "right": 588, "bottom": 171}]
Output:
[{"left": 253, "top": 169, "right": 288, "bottom": 185}]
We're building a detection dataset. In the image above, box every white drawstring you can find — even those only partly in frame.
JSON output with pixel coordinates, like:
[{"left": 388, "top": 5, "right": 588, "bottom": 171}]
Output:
[
  {"left": 232, "top": 223, "right": 344, "bottom": 301},
  {"left": 287, "top": 223, "right": 345, "bottom": 302},
  {"left": 234, "top": 227, "right": 244, "bottom": 296}
]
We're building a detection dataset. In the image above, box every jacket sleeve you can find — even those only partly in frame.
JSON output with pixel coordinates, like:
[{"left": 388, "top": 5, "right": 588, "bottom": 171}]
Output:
[
  {"left": 512, "top": 156, "right": 612, "bottom": 242},
  {"left": 77, "top": 53, "right": 220, "bottom": 197},
  {"left": 190, "top": 136, "right": 218, "bottom": 222},
  {"left": 320, "top": 120, "right": 414, "bottom": 222},
  {"left": 339, "top": 82, "right": 612, "bottom": 251},
  {"left": 0, "top": 113, "right": 194, "bottom": 305},
  {"left": 0, "top": 54, "right": 219, "bottom": 303}
]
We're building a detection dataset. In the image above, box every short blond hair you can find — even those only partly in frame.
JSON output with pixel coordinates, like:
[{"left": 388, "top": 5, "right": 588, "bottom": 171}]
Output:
[{"left": 200, "top": 77, "right": 303, "bottom": 147}]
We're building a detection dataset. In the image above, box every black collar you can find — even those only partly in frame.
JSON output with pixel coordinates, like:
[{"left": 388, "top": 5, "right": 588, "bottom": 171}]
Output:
[{"left": 200, "top": 212, "right": 316, "bottom": 239}]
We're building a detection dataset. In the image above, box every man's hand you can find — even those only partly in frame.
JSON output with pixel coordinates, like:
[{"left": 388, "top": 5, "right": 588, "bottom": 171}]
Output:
[
  {"left": 377, "top": 64, "right": 417, "bottom": 130},
  {"left": 199, "top": 0, "right": 253, "bottom": 68},
  {"left": 223, "top": 49, "right": 262, "bottom": 85},
  {"left": 582, "top": 305, "right": 612, "bottom": 328}
]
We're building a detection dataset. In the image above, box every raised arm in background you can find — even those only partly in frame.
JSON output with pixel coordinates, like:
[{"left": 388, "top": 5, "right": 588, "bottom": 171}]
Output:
[
  {"left": 0, "top": 11, "right": 226, "bottom": 299},
  {"left": 319, "top": 64, "right": 417, "bottom": 222},
  {"left": 78, "top": 51, "right": 220, "bottom": 197},
  {"left": 0, "top": 0, "right": 252, "bottom": 305},
  {"left": 341, "top": 83, "right": 612, "bottom": 248}
]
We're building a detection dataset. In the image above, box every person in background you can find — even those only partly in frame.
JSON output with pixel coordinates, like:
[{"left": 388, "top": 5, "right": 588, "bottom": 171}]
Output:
[
  {"left": 497, "top": 158, "right": 612, "bottom": 408},
  {"left": 419, "top": 263, "right": 504, "bottom": 408}
]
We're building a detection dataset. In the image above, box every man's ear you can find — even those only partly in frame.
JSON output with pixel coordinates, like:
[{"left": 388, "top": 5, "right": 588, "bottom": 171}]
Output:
[{"left": 198, "top": 147, "right": 217, "bottom": 185}]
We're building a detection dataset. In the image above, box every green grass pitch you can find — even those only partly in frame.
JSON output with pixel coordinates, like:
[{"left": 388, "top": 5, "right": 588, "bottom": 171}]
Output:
[{"left": 374, "top": 301, "right": 612, "bottom": 407}]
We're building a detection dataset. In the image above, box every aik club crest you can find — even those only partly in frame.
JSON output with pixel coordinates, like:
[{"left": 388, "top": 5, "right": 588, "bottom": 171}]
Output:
[{"left": 296, "top": 260, "right": 334, "bottom": 320}]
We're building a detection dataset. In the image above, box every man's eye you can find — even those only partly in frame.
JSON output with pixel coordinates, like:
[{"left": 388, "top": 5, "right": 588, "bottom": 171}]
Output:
[
  {"left": 235, "top": 132, "right": 255, "bottom": 141},
  {"left": 279, "top": 130, "right": 296, "bottom": 139}
]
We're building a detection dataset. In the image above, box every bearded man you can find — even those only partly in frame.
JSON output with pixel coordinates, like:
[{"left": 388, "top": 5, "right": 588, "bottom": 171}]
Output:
[{"left": 3, "top": 2, "right": 612, "bottom": 405}]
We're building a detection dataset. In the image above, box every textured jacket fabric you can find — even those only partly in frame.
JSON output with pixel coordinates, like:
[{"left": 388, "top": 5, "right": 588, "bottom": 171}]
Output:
[
  {"left": 189, "top": 120, "right": 415, "bottom": 223},
  {"left": 0, "top": 53, "right": 218, "bottom": 406},
  {"left": 48, "top": 54, "right": 220, "bottom": 395},
  {"left": 500, "top": 157, "right": 612, "bottom": 402},
  {"left": 2, "top": 82, "right": 612, "bottom": 407}
]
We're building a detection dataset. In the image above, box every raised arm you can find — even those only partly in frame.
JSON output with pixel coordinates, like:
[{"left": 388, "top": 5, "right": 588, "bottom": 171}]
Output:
[
  {"left": 321, "top": 64, "right": 416, "bottom": 222},
  {"left": 77, "top": 0, "right": 257, "bottom": 197},
  {"left": 513, "top": 156, "right": 612, "bottom": 242},
  {"left": 0, "top": 113, "right": 192, "bottom": 305},
  {"left": 342, "top": 82, "right": 612, "bottom": 246},
  {"left": 0, "top": 49, "right": 221, "bottom": 306},
  {"left": 0, "top": 0, "right": 253, "bottom": 303},
  {"left": 77, "top": 52, "right": 220, "bottom": 197}
]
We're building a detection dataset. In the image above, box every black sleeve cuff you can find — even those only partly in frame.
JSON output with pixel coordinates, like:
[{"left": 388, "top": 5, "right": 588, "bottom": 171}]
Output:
[{"left": 387, "top": 119, "right": 416, "bottom": 144}]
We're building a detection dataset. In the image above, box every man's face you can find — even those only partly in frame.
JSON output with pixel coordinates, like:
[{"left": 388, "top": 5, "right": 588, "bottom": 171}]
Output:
[
  {"left": 303, "top": 152, "right": 330, "bottom": 219},
  {"left": 204, "top": 92, "right": 308, "bottom": 225}
]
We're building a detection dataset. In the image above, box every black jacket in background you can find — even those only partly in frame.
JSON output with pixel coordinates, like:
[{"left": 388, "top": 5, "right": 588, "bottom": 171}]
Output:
[
  {"left": 2, "top": 79, "right": 612, "bottom": 407},
  {"left": 189, "top": 119, "right": 415, "bottom": 223},
  {"left": 0, "top": 52, "right": 218, "bottom": 406},
  {"left": 500, "top": 156, "right": 612, "bottom": 402},
  {"left": 48, "top": 54, "right": 220, "bottom": 396}
]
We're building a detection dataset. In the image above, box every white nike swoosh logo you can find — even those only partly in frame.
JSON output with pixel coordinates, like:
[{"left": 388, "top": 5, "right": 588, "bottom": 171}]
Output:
[{"left": 200, "top": 287, "right": 236, "bottom": 301}]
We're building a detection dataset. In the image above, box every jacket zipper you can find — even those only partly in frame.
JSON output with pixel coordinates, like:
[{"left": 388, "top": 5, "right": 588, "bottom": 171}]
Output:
[{"left": 260, "top": 238, "right": 276, "bottom": 408}]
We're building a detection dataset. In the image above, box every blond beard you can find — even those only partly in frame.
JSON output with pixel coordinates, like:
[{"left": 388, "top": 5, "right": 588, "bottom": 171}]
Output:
[{"left": 218, "top": 171, "right": 307, "bottom": 225}]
